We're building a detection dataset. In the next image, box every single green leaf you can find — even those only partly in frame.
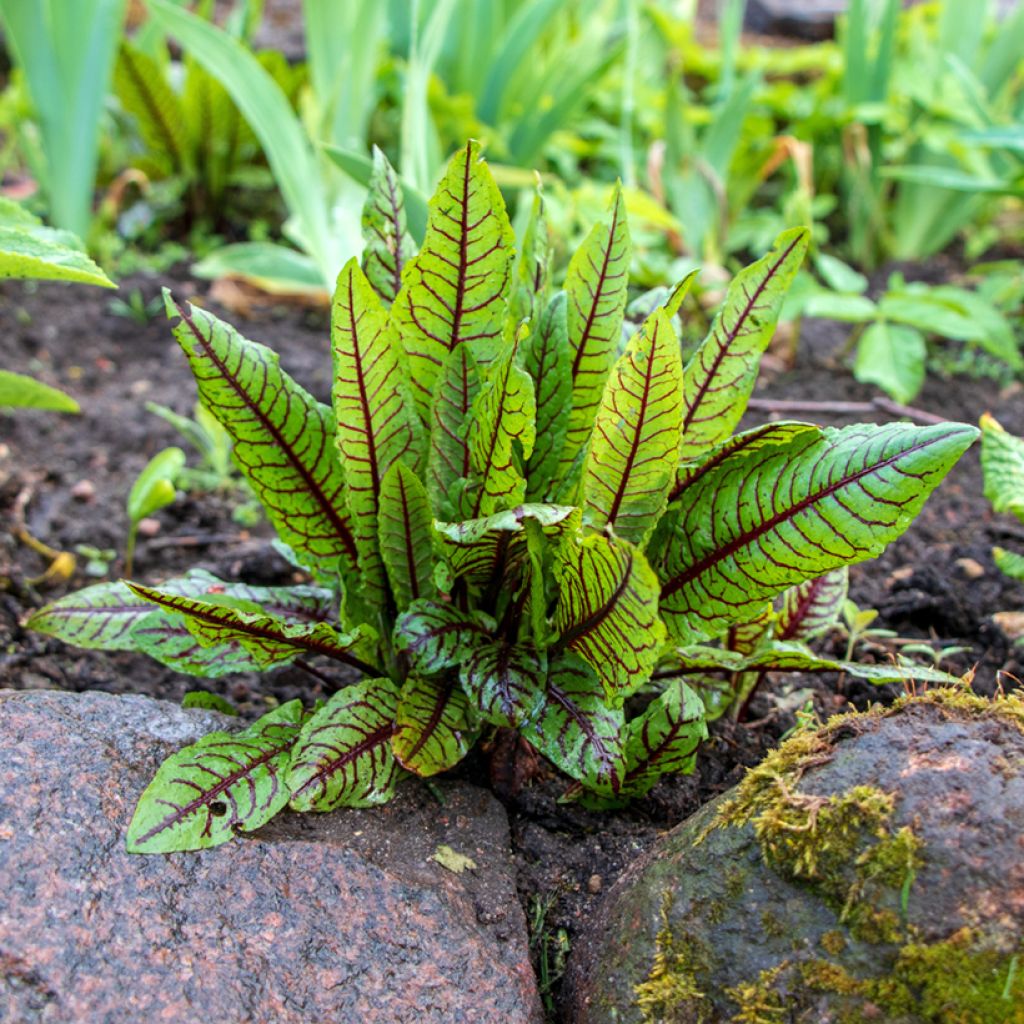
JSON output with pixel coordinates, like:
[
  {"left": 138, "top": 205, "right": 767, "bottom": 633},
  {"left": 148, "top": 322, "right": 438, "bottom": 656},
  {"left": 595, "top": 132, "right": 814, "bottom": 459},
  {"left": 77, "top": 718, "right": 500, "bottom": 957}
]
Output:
[
  {"left": 552, "top": 534, "right": 666, "bottom": 701},
  {"left": 467, "top": 333, "right": 536, "bottom": 518},
  {"left": 393, "top": 140, "right": 515, "bottom": 419},
  {"left": 802, "top": 292, "right": 878, "bottom": 322},
  {"left": 181, "top": 691, "right": 237, "bottom": 715},
  {"left": 361, "top": 146, "right": 416, "bottom": 304},
  {"left": 659, "top": 422, "right": 978, "bottom": 644},
  {"left": 393, "top": 599, "right": 491, "bottom": 674},
  {"left": 392, "top": 675, "right": 476, "bottom": 776},
  {"left": 582, "top": 308, "right": 683, "bottom": 545},
  {"left": 378, "top": 462, "right": 437, "bottom": 610},
  {"left": 428, "top": 343, "right": 482, "bottom": 520},
  {"left": 511, "top": 182, "right": 551, "bottom": 326},
  {"left": 679, "top": 228, "right": 809, "bottom": 462},
  {"left": 981, "top": 414, "right": 1024, "bottom": 525},
  {"left": 459, "top": 642, "right": 547, "bottom": 727},
  {"left": 127, "top": 447, "right": 185, "bottom": 523},
  {"left": 331, "top": 258, "right": 418, "bottom": 609},
  {"left": 0, "top": 370, "right": 79, "bottom": 412},
  {"left": 524, "top": 292, "right": 573, "bottom": 500},
  {"left": 526, "top": 652, "right": 624, "bottom": 795},
  {"left": 165, "top": 295, "right": 357, "bottom": 576},
  {"left": 620, "top": 679, "right": 707, "bottom": 799},
  {"left": 126, "top": 700, "right": 304, "bottom": 852},
  {"left": 814, "top": 252, "right": 869, "bottom": 295},
  {"left": 192, "top": 242, "right": 327, "bottom": 298},
  {"left": 774, "top": 568, "right": 849, "bottom": 642},
  {"left": 0, "top": 224, "right": 114, "bottom": 287},
  {"left": 287, "top": 679, "right": 403, "bottom": 811},
  {"left": 127, "top": 582, "right": 378, "bottom": 676},
  {"left": 853, "top": 322, "right": 926, "bottom": 404},
  {"left": 558, "top": 184, "right": 631, "bottom": 475}
]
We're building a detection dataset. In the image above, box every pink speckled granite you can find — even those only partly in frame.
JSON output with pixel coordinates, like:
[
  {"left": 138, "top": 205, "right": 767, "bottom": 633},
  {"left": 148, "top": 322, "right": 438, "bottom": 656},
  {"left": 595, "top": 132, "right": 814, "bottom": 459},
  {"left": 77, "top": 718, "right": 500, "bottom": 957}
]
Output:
[{"left": 0, "top": 689, "right": 541, "bottom": 1024}]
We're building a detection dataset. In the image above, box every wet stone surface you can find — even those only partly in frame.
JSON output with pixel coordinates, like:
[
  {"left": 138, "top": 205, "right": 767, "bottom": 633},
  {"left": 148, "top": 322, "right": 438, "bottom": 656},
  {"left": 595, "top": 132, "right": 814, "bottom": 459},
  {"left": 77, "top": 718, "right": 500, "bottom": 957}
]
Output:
[{"left": 0, "top": 689, "right": 541, "bottom": 1024}]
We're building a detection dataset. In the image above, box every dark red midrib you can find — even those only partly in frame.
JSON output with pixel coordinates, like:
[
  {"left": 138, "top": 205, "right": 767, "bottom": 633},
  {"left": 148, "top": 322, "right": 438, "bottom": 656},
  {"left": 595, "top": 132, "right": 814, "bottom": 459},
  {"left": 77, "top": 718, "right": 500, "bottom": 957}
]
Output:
[
  {"left": 398, "top": 473, "right": 420, "bottom": 601},
  {"left": 122, "top": 47, "right": 185, "bottom": 172},
  {"left": 680, "top": 233, "right": 803, "bottom": 436},
  {"left": 571, "top": 198, "right": 621, "bottom": 382},
  {"left": 604, "top": 324, "right": 659, "bottom": 527},
  {"left": 293, "top": 721, "right": 393, "bottom": 798},
  {"left": 547, "top": 683, "right": 613, "bottom": 770},
  {"left": 554, "top": 550, "right": 634, "bottom": 653},
  {"left": 397, "top": 679, "right": 453, "bottom": 765},
  {"left": 137, "top": 733, "right": 297, "bottom": 844},
  {"left": 622, "top": 721, "right": 696, "bottom": 788},
  {"left": 668, "top": 425, "right": 775, "bottom": 504},
  {"left": 345, "top": 272, "right": 381, "bottom": 502},
  {"left": 133, "top": 585, "right": 379, "bottom": 676},
  {"left": 776, "top": 581, "right": 820, "bottom": 641},
  {"left": 471, "top": 355, "right": 516, "bottom": 519},
  {"left": 178, "top": 304, "right": 357, "bottom": 563},
  {"left": 448, "top": 141, "right": 473, "bottom": 351},
  {"left": 660, "top": 435, "right": 939, "bottom": 600},
  {"left": 385, "top": 170, "right": 405, "bottom": 300}
]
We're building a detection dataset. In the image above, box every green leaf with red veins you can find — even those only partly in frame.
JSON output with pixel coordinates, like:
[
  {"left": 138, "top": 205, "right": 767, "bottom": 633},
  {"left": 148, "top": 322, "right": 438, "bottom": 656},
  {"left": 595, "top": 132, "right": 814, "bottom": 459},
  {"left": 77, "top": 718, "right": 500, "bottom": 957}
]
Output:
[
  {"left": 459, "top": 642, "right": 547, "bottom": 728},
  {"left": 393, "top": 599, "right": 492, "bottom": 674},
  {"left": 378, "top": 461, "right": 436, "bottom": 611},
  {"left": 361, "top": 146, "right": 416, "bottom": 304},
  {"left": 392, "top": 140, "right": 515, "bottom": 419},
  {"left": 582, "top": 308, "right": 683, "bottom": 545},
  {"left": 552, "top": 534, "right": 665, "bottom": 702},
  {"left": 511, "top": 184, "right": 551, "bottom": 326},
  {"left": 678, "top": 228, "right": 809, "bottom": 463},
  {"left": 164, "top": 293, "right": 356, "bottom": 577},
  {"left": 332, "top": 258, "right": 418, "bottom": 611},
  {"left": 434, "top": 503, "right": 579, "bottom": 588},
  {"left": 126, "top": 700, "right": 305, "bottom": 853},
  {"left": 467, "top": 332, "right": 536, "bottom": 518},
  {"left": 725, "top": 608, "right": 774, "bottom": 655},
  {"left": 774, "top": 568, "right": 849, "bottom": 642},
  {"left": 620, "top": 679, "right": 707, "bottom": 799},
  {"left": 526, "top": 652, "right": 624, "bottom": 796},
  {"left": 524, "top": 293, "right": 572, "bottom": 501},
  {"left": 127, "top": 583, "right": 379, "bottom": 676},
  {"left": 287, "top": 679, "right": 403, "bottom": 811},
  {"left": 392, "top": 675, "right": 477, "bottom": 776},
  {"left": 558, "top": 184, "right": 631, "bottom": 476},
  {"left": 659, "top": 422, "right": 977, "bottom": 645},
  {"left": 428, "top": 343, "right": 482, "bottom": 520},
  {"left": 981, "top": 413, "right": 1024, "bottom": 525}
]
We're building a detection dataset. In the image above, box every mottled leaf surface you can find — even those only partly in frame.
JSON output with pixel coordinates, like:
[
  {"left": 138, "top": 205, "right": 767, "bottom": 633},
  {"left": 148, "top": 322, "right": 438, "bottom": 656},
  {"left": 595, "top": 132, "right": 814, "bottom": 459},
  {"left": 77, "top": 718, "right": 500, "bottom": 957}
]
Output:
[
  {"left": 660, "top": 422, "right": 977, "bottom": 643},
  {"left": 287, "top": 679, "right": 402, "bottom": 811},
  {"left": 127, "top": 700, "right": 304, "bottom": 852},
  {"left": 981, "top": 414, "right": 1024, "bottom": 525}
]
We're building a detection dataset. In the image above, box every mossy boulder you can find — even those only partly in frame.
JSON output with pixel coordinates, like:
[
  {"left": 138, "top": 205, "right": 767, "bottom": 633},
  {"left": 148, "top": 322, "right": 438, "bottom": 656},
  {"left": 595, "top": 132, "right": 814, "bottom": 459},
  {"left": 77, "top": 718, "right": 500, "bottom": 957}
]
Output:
[{"left": 565, "top": 689, "right": 1024, "bottom": 1023}]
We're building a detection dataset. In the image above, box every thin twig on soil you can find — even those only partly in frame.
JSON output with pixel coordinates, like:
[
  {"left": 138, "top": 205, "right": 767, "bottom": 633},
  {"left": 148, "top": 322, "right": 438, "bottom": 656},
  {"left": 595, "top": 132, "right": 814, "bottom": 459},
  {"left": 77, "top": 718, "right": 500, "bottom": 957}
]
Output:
[{"left": 746, "top": 397, "right": 947, "bottom": 426}]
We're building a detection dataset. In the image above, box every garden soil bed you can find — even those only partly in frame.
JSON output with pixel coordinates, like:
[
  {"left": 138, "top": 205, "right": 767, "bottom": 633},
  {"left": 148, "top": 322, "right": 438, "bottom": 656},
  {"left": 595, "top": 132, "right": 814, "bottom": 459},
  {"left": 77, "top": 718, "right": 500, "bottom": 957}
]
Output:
[{"left": 2, "top": 265, "right": 1023, "bottom": 1019}]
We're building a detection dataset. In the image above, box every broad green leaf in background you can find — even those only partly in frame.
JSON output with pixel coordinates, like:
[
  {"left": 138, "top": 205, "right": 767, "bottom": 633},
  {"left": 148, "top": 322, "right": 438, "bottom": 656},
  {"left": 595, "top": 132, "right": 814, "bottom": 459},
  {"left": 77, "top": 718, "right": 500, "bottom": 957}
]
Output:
[
  {"left": 582, "top": 308, "right": 683, "bottom": 545},
  {"left": 460, "top": 641, "right": 547, "bottom": 728},
  {"left": 165, "top": 295, "right": 357, "bottom": 577},
  {"left": 377, "top": 462, "right": 436, "bottom": 610},
  {"left": 0, "top": 370, "right": 79, "bottom": 412},
  {"left": 853, "top": 322, "right": 926, "bottom": 404},
  {"left": 127, "top": 700, "right": 304, "bottom": 852},
  {"left": 392, "top": 675, "right": 476, "bottom": 776},
  {"left": 361, "top": 146, "right": 417, "bottom": 304},
  {"left": 527, "top": 652, "right": 625, "bottom": 796},
  {"left": 331, "top": 258, "right": 418, "bottom": 609},
  {"left": 558, "top": 185, "right": 631, "bottom": 475},
  {"left": 552, "top": 534, "right": 665, "bottom": 700},
  {"left": 679, "top": 228, "right": 809, "bottom": 462},
  {"left": 287, "top": 679, "right": 403, "bottom": 811},
  {"left": 393, "top": 141, "right": 516, "bottom": 418},
  {"left": 659, "top": 422, "right": 978, "bottom": 644}
]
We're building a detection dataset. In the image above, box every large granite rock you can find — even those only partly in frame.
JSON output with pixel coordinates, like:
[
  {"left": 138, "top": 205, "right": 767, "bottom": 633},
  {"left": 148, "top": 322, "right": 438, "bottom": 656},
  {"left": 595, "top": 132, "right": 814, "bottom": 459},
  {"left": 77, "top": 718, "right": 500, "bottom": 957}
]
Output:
[
  {"left": 0, "top": 689, "right": 542, "bottom": 1024},
  {"left": 566, "top": 689, "right": 1024, "bottom": 1023}
]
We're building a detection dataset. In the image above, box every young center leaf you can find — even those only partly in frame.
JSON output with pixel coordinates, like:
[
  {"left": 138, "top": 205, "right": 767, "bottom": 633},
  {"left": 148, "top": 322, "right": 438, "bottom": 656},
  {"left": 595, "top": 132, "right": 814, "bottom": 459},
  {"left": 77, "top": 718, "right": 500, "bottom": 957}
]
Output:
[
  {"left": 679, "top": 227, "right": 809, "bottom": 462},
  {"left": 558, "top": 184, "right": 631, "bottom": 475},
  {"left": 582, "top": 308, "right": 683, "bottom": 545},
  {"left": 287, "top": 679, "right": 403, "bottom": 811},
  {"left": 552, "top": 534, "right": 665, "bottom": 700},
  {"left": 361, "top": 146, "right": 416, "bottom": 304},
  {"left": 393, "top": 140, "right": 515, "bottom": 418},
  {"left": 392, "top": 675, "right": 477, "bottom": 776},
  {"left": 127, "top": 700, "right": 305, "bottom": 853},
  {"left": 332, "top": 258, "right": 418, "bottom": 610},
  {"left": 659, "top": 422, "right": 978, "bottom": 643},
  {"left": 511, "top": 183, "right": 552, "bottom": 326},
  {"left": 377, "top": 462, "right": 436, "bottom": 610},
  {"left": 165, "top": 295, "right": 356, "bottom": 576},
  {"left": 428, "top": 343, "right": 482, "bottom": 520}
]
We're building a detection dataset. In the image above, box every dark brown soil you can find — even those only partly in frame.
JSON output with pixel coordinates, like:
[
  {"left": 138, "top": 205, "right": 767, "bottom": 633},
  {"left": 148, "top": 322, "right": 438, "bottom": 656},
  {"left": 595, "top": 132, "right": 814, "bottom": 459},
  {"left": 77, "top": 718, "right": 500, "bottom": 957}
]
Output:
[{"left": 2, "top": 267, "right": 1022, "bottom": 1020}]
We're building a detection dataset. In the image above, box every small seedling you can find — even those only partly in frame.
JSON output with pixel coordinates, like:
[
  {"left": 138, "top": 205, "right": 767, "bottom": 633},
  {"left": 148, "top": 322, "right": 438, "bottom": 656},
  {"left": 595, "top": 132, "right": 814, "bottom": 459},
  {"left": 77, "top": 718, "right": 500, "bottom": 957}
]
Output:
[{"left": 125, "top": 447, "right": 185, "bottom": 576}]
